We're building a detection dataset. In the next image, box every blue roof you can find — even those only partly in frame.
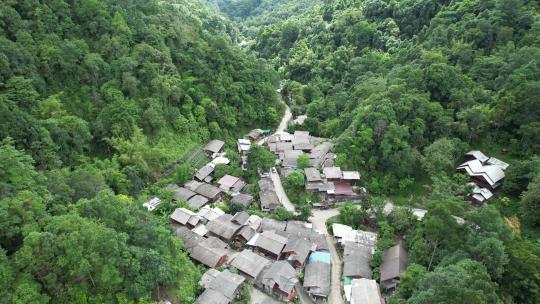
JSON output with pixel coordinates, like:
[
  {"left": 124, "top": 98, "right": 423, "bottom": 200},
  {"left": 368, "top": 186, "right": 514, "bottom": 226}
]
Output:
[{"left": 308, "top": 251, "right": 331, "bottom": 264}]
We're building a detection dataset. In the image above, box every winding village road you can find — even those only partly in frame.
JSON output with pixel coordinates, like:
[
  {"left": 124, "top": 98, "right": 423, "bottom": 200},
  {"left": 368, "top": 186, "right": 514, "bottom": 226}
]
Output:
[
  {"left": 310, "top": 209, "right": 344, "bottom": 304},
  {"left": 261, "top": 101, "right": 344, "bottom": 303}
]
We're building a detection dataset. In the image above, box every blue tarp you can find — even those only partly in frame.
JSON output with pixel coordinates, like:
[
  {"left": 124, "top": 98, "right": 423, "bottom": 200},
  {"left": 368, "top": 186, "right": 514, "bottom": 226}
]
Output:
[{"left": 308, "top": 251, "right": 331, "bottom": 264}]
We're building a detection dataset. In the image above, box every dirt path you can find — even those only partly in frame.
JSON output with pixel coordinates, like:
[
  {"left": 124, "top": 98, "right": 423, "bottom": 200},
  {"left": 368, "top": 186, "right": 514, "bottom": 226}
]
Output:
[
  {"left": 309, "top": 209, "right": 344, "bottom": 304},
  {"left": 275, "top": 103, "right": 292, "bottom": 133}
]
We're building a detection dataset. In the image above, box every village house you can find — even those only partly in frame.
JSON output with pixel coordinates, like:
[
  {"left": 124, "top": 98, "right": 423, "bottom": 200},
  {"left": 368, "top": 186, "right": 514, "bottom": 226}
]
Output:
[
  {"left": 230, "top": 193, "right": 254, "bottom": 208},
  {"left": 247, "top": 129, "right": 265, "bottom": 142},
  {"left": 260, "top": 189, "right": 280, "bottom": 212},
  {"left": 380, "top": 242, "right": 408, "bottom": 291},
  {"left": 170, "top": 208, "right": 200, "bottom": 228},
  {"left": 229, "top": 249, "right": 272, "bottom": 280},
  {"left": 204, "top": 139, "right": 225, "bottom": 157},
  {"left": 194, "top": 183, "right": 222, "bottom": 203},
  {"left": 191, "top": 223, "right": 208, "bottom": 237},
  {"left": 187, "top": 195, "right": 209, "bottom": 209},
  {"left": 247, "top": 214, "right": 262, "bottom": 230},
  {"left": 457, "top": 159, "right": 505, "bottom": 190},
  {"left": 197, "top": 269, "right": 246, "bottom": 304},
  {"left": 194, "top": 164, "right": 215, "bottom": 182},
  {"left": 235, "top": 225, "right": 257, "bottom": 244},
  {"left": 323, "top": 166, "right": 343, "bottom": 181},
  {"left": 257, "top": 261, "right": 298, "bottom": 302},
  {"left": 206, "top": 214, "right": 242, "bottom": 242},
  {"left": 251, "top": 230, "right": 288, "bottom": 260},
  {"left": 143, "top": 197, "right": 161, "bottom": 211},
  {"left": 175, "top": 226, "right": 203, "bottom": 249},
  {"left": 281, "top": 237, "right": 312, "bottom": 269},
  {"left": 198, "top": 206, "right": 225, "bottom": 223},
  {"left": 231, "top": 211, "right": 250, "bottom": 226},
  {"left": 343, "top": 241, "right": 373, "bottom": 280},
  {"left": 172, "top": 187, "right": 196, "bottom": 202},
  {"left": 349, "top": 278, "right": 384, "bottom": 304},
  {"left": 218, "top": 175, "right": 246, "bottom": 193},
  {"left": 190, "top": 243, "right": 228, "bottom": 268},
  {"left": 304, "top": 251, "right": 331, "bottom": 303},
  {"left": 259, "top": 218, "right": 287, "bottom": 233}
]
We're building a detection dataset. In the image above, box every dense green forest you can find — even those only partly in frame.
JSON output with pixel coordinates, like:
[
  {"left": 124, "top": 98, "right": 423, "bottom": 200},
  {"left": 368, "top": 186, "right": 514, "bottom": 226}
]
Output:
[
  {"left": 216, "top": 0, "right": 540, "bottom": 303},
  {"left": 1, "top": 0, "right": 540, "bottom": 303},
  {"left": 0, "top": 0, "right": 280, "bottom": 303}
]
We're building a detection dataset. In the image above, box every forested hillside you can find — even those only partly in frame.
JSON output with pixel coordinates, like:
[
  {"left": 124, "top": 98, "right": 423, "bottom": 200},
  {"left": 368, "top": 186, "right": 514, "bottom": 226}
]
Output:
[
  {"left": 216, "top": 0, "right": 540, "bottom": 303},
  {"left": 0, "top": 0, "right": 279, "bottom": 303},
  {"left": 251, "top": 0, "right": 540, "bottom": 196}
]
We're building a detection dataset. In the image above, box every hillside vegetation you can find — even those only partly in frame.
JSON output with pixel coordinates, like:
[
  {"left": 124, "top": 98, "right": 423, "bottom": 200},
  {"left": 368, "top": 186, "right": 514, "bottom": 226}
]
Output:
[{"left": 0, "top": 0, "right": 279, "bottom": 303}]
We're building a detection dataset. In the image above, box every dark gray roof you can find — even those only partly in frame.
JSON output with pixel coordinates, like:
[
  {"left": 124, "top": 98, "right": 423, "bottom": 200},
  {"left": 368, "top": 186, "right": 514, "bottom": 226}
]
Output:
[
  {"left": 230, "top": 249, "right": 271, "bottom": 279},
  {"left": 170, "top": 208, "right": 199, "bottom": 226},
  {"left": 188, "top": 195, "right": 209, "bottom": 209},
  {"left": 230, "top": 193, "right": 253, "bottom": 208},
  {"left": 343, "top": 242, "right": 373, "bottom": 278},
  {"left": 275, "top": 142, "right": 293, "bottom": 152},
  {"left": 175, "top": 226, "right": 203, "bottom": 249},
  {"left": 237, "top": 225, "right": 256, "bottom": 241},
  {"left": 284, "top": 221, "right": 312, "bottom": 238},
  {"left": 190, "top": 244, "right": 227, "bottom": 267},
  {"left": 206, "top": 215, "right": 241, "bottom": 240},
  {"left": 209, "top": 269, "right": 245, "bottom": 300},
  {"left": 304, "top": 167, "right": 322, "bottom": 182},
  {"left": 196, "top": 288, "right": 229, "bottom": 304},
  {"left": 200, "top": 236, "right": 228, "bottom": 249},
  {"left": 184, "top": 180, "right": 203, "bottom": 191},
  {"left": 260, "top": 218, "right": 287, "bottom": 233},
  {"left": 195, "top": 165, "right": 214, "bottom": 181},
  {"left": 309, "top": 233, "right": 329, "bottom": 251},
  {"left": 310, "top": 142, "right": 333, "bottom": 159},
  {"left": 380, "top": 242, "right": 408, "bottom": 282},
  {"left": 254, "top": 231, "right": 288, "bottom": 256},
  {"left": 258, "top": 178, "right": 274, "bottom": 192},
  {"left": 173, "top": 187, "right": 196, "bottom": 201},
  {"left": 304, "top": 260, "right": 331, "bottom": 297},
  {"left": 260, "top": 190, "right": 280, "bottom": 211},
  {"left": 283, "top": 238, "right": 312, "bottom": 265},
  {"left": 165, "top": 183, "right": 181, "bottom": 191},
  {"left": 258, "top": 261, "right": 298, "bottom": 294},
  {"left": 205, "top": 139, "right": 225, "bottom": 153},
  {"left": 231, "top": 211, "right": 250, "bottom": 225},
  {"left": 195, "top": 183, "right": 222, "bottom": 199}
]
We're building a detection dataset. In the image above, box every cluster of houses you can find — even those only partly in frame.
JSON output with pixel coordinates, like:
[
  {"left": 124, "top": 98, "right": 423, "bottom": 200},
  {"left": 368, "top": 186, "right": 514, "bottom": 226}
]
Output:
[
  {"left": 332, "top": 223, "right": 407, "bottom": 303},
  {"left": 258, "top": 177, "right": 280, "bottom": 212},
  {"left": 305, "top": 166, "right": 366, "bottom": 206},
  {"left": 265, "top": 130, "right": 366, "bottom": 206},
  {"left": 170, "top": 206, "right": 333, "bottom": 303},
  {"left": 457, "top": 150, "right": 509, "bottom": 205}
]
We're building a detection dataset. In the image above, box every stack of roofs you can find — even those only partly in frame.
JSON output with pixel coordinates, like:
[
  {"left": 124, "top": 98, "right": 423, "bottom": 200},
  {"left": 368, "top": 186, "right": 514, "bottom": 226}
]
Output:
[
  {"left": 197, "top": 269, "right": 245, "bottom": 304},
  {"left": 304, "top": 251, "right": 331, "bottom": 302},
  {"left": 333, "top": 224, "right": 377, "bottom": 284},
  {"left": 217, "top": 175, "right": 246, "bottom": 193},
  {"left": 304, "top": 167, "right": 362, "bottom": 204},
  {"left": 267, "top": 131, "right": 338, "bottom": 169},
  {"left": 457, "top": 150, "right": 509, "bottom": 203},
  {"left": 258, "top": 178, "right": 280, "bottom": 212},
  {"left": 332, "top": 223, "right": 377, "bottom": 252},
  {"left": 207, "top": 214, "right": 242, "bottom": 242},
  {"left": 229, "top": 249, "right": 272, "bottom": 280},
  {"left": 249, "top": 230, "right": 288, "bottom": 260},
  {"left": 256, "top": 261, "right": 299, "bottom": 302},
  {"left": 230, "top": 193, "right": 254, "bottom": 208}
]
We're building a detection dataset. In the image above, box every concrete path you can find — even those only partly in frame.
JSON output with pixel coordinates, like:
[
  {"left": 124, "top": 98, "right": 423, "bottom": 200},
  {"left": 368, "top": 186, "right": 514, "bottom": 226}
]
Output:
[
  {"left": 276, "top": 103, "right": 292, "bottom": 133},
  {"left": 309, "top": 209, "right": 344, "bottom": 304},
  {"left": 270, "top": 170, "right": 296, "bottom": 213}
]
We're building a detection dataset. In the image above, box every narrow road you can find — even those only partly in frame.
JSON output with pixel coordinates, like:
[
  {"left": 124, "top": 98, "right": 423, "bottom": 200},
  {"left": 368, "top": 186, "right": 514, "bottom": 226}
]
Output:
[
  {"left": 309, "top": 209, "right": 344, "bottom": 304},
  {"left": 276, "top": 103, "right": 292, "bottom": 133},
  {"left": 270, "top": 170, "right": 296, "bottom": 213}
]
